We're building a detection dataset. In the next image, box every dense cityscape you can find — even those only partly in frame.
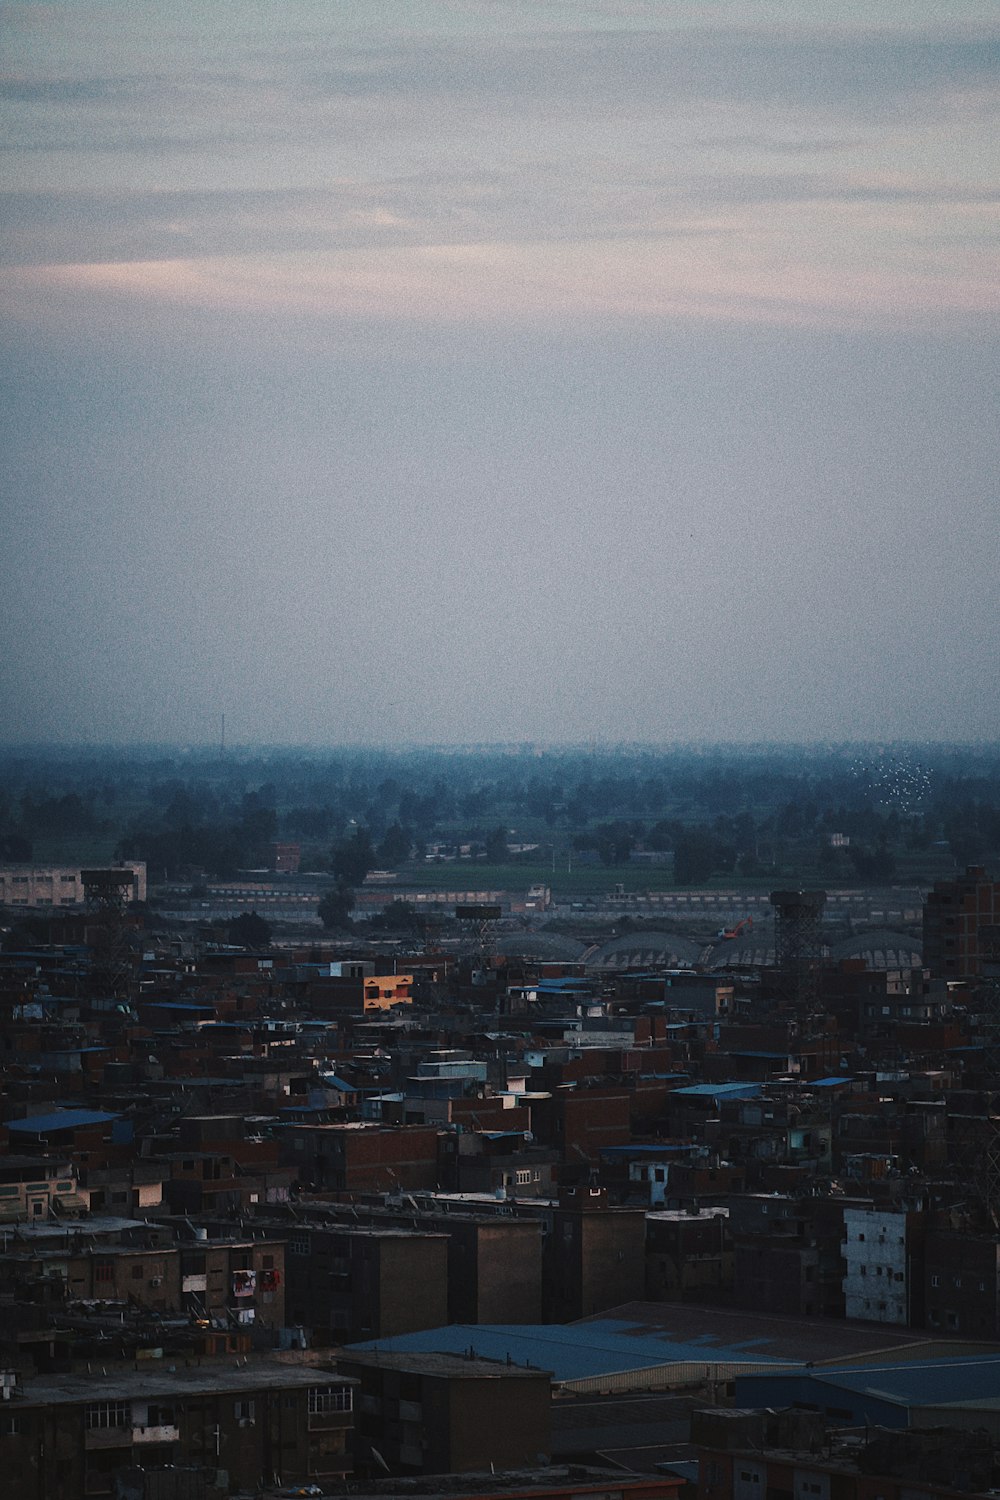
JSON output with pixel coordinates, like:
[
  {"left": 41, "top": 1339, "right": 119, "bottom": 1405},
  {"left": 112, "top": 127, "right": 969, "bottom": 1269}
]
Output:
[
  {"left": 1, "top": 743, "right": 1000, "bottom": 1498},
  {"left": 4, "top": 0, "right": 998, "bottom": 1494}
]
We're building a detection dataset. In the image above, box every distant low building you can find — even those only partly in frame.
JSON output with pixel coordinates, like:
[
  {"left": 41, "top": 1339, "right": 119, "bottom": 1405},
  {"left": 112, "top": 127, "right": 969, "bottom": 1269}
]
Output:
[{"left": 0, "top": 862, "right": 146, "bottom": 908}]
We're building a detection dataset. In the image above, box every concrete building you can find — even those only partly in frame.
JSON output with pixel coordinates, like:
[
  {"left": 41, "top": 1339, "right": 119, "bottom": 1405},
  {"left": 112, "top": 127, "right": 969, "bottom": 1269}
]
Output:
[
  {"left": 0, "top": 1361, "right": 355, "bottom": 1499},
  {"left": 282, "top": 1223, "right": 449, "bottom": 1344},
  {"left": 337, "top": 1348, "right": 552, "bottom": 1478},
  {"left": 842, "top": 1204, "right": 923, "bottom": 1325},
  {"left": 693, "top": 1404, "right": 997, "bottom": 1500},
  {"left": 645, "top": 1207, "right": 732, "bottom": 1303},
  {"left": 923, "top": 1229, "right": 1000, "bottom": 1338},
  {"left": 0, "top": 862, "right": 146, "bottom": 908},
  {"left": 923, "top": 865, "right": 1000, "bottom": 979},
  {"left": 542, "top": 1186, "right": 647, "bottom": 1323}
]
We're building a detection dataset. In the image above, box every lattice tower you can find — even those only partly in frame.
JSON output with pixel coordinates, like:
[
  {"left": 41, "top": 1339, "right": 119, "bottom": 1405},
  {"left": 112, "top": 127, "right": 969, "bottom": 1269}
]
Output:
[
  {"left": 769, "top": 889, "right": 827, "bottom": 1015},
  {"left": 82, "top": 867, "right": 136, "bottom": 1001}
]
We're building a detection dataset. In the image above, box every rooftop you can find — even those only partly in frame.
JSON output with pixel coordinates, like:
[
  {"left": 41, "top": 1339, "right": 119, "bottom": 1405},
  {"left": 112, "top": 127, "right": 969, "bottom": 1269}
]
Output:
[{"left": 17, "top": 1359, "right": 356, "bottom": 1407}]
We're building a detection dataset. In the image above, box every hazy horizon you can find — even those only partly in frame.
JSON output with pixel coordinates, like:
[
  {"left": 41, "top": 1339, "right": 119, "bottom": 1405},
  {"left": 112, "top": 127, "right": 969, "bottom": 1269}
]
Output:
[{"left": 3, "top": 3, "right": 998, "bottom": 747}]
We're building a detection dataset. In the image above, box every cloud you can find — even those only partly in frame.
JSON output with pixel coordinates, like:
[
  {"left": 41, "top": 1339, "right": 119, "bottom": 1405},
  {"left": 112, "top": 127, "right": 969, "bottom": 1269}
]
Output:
[
  {"left": 5, "top": 222, "right": 997, "bottom": 340},
  {"left": 1, "top": 14, "right": 997, "bottom": 333}
]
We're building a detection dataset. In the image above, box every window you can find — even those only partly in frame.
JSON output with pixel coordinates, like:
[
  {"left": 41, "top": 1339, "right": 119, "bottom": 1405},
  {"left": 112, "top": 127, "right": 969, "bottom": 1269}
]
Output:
[
  {"left": 0, "top": 1415, "right": 20, "bottom": 1437},
  {"left": 515, "top": 1169, "right": 531, "bottom": 1185},
  {"left": 95, "top": 1261, "right": 114, "bottom": 1284},
  {"left": 86, "top": 1401, "right": 129, "bottom": 1430},
  {"left": 144, "top": 1404, "right": 175, "bottom": 1427},
  {"left": 308, "top": 1386, "right": 353, "bottom": 1414},
  {"left": 289, "top": 1236, "right": 310, "bottom": 1257},
  {"left": 234, "top": 1399, "right": 255, "bottom": 1422},
  {"left": 931, "top": 1274, "right": 941, "bottom": 1287}
]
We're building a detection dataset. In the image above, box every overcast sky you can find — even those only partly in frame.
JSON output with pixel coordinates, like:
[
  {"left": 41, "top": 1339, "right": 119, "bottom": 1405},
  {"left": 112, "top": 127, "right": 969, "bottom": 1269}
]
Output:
[{"left": 2, "top": 1, "right": 998, "bottom": 746}]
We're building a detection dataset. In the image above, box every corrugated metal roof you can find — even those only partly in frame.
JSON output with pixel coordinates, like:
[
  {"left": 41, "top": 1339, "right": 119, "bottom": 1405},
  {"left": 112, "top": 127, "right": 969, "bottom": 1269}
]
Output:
[
  {"left": 344, "top": 1317, "right": 801, "bottom": 1384},
  {"left": 671, "top": 1083, "right": 763, "bottom": 1099},
  {"left": 6, "top": 1109, "right": 119, "bottom": 1133},
  {"left": 817, "top": 1354, "right": 1000, "bottom": 1406},
  {"left": 739, "top": 1353, "right": 1000, "bottom": 1412}
]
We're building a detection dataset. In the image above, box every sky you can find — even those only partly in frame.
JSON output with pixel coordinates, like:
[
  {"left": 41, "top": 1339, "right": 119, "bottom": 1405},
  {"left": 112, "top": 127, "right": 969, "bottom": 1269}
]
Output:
[{"left": 1, "top": 0, "right": 998, "bottom": 747}]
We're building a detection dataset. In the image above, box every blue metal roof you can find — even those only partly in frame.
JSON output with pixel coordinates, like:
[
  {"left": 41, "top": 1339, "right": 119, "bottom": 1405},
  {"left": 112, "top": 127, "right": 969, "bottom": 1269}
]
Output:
[
  {"left": 729, "top": 1050, "right": 788, "bottom": 1060},
  {"left": 144, "top": 1000, "right": 215, "bottom": 1011},
  {"left": 345, "top": 1317, "right": 801, "bottom": 1384},
  {"left": 600, "top": 1144, "right": 692, "bottom": 1157},
  {"left": 7, "top": 1109, "right": 119, "bottom": 1134},
  {"left": 671, "top": 1083, "right": 763, "bottom": 1099},
  {"left": 815, "top": 1354, "right": 1000, "bottom": 1406},
  {"left": 738, "top": 1353, "right": 1000, "bottom": 1414},
  {"left": 810, "top": 1076, "right": 854, "bottom": 1087}
]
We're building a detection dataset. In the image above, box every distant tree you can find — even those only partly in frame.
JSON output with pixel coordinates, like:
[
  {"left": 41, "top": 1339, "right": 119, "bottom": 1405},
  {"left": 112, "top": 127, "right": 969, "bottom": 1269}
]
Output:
[
  {"left": 673, "top": 827, "right": 736, "bottom": 885},
  {"left": 317, "top": 882, "right": 356, "bottom": 930},
  {"left": 848, "top": 842, "right": 897, "bottom": 882},
  {"left": 378, "top": 823, "right": 413, "bottom": 866},
  {"left": 484, "top": 826, "right": 509, "bottom": 863},
  {"left": 331, "top": 827, "right": 374, "bottom": 885},
  {"left": 371, "top": 899, "right": 420, "bottom": 933},
  {"left": 573, "top": 821, "right": 637, "bottom": 866},
  {"left": 228, "top": 910, "right": 271, "bottom": 948},
  {"left": 0, "top": 832, "right": 32, "bottom": 862}
]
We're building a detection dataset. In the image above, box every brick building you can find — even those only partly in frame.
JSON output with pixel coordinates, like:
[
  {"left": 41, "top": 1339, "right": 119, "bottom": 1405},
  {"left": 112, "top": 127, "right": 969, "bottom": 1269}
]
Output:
[
  {"left": 0, "top": 1362, "right": 355, "bottom": 1499},
  {"left": 337, "top": 1348, "right": 551, "bottom": 1478}
]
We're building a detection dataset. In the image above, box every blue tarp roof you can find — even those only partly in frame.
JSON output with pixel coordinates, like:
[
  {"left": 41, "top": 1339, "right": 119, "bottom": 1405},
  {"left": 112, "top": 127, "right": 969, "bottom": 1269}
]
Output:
[
  {"left": 7, "top": 1109, "right": 119, "bottom": 1134},
  {"left": 345, "top": 1317, "right": 801, "bottom": 1384}
]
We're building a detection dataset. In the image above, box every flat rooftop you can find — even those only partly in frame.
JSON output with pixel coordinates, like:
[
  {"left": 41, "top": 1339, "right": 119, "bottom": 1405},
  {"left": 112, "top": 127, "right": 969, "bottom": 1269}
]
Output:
[
  {"left": 17, "top": 1360, "right": 356, "bottom": 1407},
  {"left": 338, "top": 1349, "right": 551, "bottom": 1380}
]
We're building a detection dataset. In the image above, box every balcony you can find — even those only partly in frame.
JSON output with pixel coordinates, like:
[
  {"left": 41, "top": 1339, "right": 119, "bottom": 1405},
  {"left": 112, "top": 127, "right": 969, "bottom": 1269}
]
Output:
[
  {"left": 132, "top": 1424, "right": 180, "bottom": 1444},
  {"left": 308, "top": 1409, "right": 353, "bottom": 1432},
  {"left": 85, "top": 1427, "right": 132, "bottom": 1450}
]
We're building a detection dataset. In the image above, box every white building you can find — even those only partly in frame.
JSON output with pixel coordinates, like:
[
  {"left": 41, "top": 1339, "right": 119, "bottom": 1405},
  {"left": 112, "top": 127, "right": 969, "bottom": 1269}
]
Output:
[{"left": 842, "top": 1204, "right": 919, "bottom": 1324}]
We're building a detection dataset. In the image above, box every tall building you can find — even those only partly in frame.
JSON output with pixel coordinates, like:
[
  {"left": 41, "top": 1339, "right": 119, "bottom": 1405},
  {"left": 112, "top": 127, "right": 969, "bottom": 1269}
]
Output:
[{"left": 923, "top": 865, "right": 1000, "bottom": 979}]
